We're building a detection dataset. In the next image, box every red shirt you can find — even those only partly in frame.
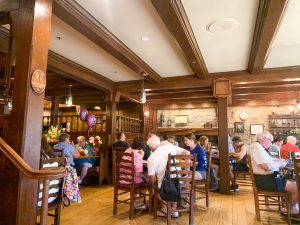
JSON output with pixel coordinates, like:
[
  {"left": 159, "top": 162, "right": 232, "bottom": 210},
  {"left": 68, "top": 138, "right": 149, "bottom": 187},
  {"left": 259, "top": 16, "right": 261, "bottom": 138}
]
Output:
[{"left": 280, "top": 143, "right": 300, "bottom": 159}]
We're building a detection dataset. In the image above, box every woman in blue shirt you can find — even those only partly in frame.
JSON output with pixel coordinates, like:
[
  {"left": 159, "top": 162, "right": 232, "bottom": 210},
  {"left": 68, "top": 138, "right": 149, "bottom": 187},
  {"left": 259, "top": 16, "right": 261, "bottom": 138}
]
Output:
[{"left": 184, "top": 133, "right": 207, "bottom": 180}]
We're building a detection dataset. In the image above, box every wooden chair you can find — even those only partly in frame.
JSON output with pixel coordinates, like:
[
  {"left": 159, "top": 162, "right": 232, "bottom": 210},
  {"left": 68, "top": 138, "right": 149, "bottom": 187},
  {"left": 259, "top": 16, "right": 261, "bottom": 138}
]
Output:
[
  {"left": 290, "top": 158, "right": 300, "bottom": 221},
  {"left": 247, "top": 155, "right": 291, "bottom": 225},
  {"left": 36, "top": 157, "right": 66, "bottom": 225},
  {"left": 112, "top": 149, "right": 152, "bottom": 220},
  {"left": 153, "top": 153, "right": 197, "bottom": 225},
  {"left": 232, "top": 162, "right": 251, "bottom": 191},
  {"left": 194, "top": 150, "right": 212, "bottom": 208}
]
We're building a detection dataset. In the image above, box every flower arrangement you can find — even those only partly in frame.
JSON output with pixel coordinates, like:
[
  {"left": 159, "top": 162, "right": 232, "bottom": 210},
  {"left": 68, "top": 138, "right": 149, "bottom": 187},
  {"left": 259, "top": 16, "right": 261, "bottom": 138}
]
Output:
[
  {"left": 88, "top": 135, "right": 102, "bottom": 155},
  {"left": 46, "top": 125, "right": 61, "bottom": 145}
]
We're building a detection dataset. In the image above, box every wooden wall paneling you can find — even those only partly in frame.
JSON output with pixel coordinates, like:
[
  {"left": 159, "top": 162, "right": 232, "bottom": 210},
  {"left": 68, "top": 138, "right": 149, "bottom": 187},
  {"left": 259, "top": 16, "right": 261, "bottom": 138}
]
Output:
[
  {"left": 50, "top": 95, "right": 59, "bottom": 125},
  {"left": 0, "top": 1, "right": 53, "bottom": 224},
  {"left": 217, "top": 97, "right": 230, "bottom": 194}
]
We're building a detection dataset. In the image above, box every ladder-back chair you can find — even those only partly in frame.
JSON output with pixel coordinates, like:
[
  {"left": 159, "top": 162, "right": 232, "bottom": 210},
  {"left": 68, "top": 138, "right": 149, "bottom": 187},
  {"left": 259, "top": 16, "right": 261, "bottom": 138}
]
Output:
[
  {"left": 153, "top": 153, "right": 196, "bottom": 225},
  {"left": 247, "top": 155, "right": 291, "bottom": 225},
  {"left": 113, "top": 149, "right": 152, "bottom": 220}
]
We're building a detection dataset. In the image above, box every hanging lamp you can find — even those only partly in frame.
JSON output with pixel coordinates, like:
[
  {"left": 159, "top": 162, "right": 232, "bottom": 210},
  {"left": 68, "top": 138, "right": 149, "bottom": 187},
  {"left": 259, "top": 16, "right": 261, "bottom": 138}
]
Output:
[{"left": 65, "top": 85, "right": 73, "bottom": 107}]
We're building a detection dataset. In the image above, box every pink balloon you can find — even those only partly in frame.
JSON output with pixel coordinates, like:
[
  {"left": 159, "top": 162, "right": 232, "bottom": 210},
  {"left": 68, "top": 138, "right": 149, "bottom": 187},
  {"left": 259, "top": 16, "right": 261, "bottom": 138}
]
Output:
[
  {"left": 79, "top": 108, "right": 88, "bottom": 121},
  {"left": 87, "top": 114, "right": 96, "bottom": 127}
]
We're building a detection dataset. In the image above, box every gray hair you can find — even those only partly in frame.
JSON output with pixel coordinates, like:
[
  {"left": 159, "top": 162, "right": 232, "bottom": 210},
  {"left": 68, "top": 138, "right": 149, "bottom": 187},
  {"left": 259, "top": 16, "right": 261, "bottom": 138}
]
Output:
[
  {"left": 287, "top": 136, "right": 296, "bottom": 144},
  {"left": 257, "top": 131, "right": 273, "bottom": 142},
  {"left": 77, "top": 136, "right": 86, "bottom": 141},
  {"left": 147, "top": 135, "right": 160, "bottom": 150}
]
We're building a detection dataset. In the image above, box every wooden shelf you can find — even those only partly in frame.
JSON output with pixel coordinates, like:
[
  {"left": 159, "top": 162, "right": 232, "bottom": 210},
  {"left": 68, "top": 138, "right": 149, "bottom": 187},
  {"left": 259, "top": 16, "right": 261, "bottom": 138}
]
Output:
[{"left": 156, "top": 127, "right": 233, "bottom": 136}]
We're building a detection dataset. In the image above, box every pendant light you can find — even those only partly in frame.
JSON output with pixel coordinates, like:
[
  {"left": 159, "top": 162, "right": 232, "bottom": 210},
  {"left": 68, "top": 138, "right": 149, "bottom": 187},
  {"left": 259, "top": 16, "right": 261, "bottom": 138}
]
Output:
[{"left": 65, "top": 85, "right": 73, "bottom": 107}]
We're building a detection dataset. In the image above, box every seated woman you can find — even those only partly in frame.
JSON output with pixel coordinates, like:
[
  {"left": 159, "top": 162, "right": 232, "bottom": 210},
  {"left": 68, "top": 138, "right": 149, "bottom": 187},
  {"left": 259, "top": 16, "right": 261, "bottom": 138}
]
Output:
[
  {"left": 280, "top": 136, "right": 300, "bottom": 159},
  {"left": 199, "top": 136, "right": 219, "bottom": 190},
  {"left": 184, "top": 133, "right": 207, "bottom": 180},
  {"left": 120, "top": 136, "right": 146, "bottom": 209},
  {"left": 74, "top": 136, "right": 96, "bottom": 185},
  {"left": 229, "top": 136, "right": 249, "bottom": 192},
  {"left": 54, "top": 133, "right": 81, "bottom": 203}
]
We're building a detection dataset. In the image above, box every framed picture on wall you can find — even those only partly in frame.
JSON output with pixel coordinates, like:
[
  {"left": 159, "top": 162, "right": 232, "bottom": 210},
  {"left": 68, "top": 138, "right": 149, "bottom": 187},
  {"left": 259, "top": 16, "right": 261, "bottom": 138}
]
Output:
[
  {"left": 234, "top": 122, "right": 244, "bottom": 133},
  {"left": 250, "top": 124, "right": 264, "bottom": 135}
]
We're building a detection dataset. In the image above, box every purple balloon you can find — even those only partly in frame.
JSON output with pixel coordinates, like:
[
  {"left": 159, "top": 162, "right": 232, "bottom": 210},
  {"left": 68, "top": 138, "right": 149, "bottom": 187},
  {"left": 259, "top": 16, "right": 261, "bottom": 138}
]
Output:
[
  {"left": 79, "top": 108, "right": 88, "bottom": 122},
  {"left": 87, "top": 114, "right": 96, "bottom": 127}
]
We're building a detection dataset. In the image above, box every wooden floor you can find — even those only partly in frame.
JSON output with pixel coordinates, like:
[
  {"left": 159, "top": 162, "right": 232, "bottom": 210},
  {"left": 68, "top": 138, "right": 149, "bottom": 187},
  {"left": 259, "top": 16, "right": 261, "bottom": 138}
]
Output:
[{"left": 56, "top": 185, "right": 289, "bottom": 225}]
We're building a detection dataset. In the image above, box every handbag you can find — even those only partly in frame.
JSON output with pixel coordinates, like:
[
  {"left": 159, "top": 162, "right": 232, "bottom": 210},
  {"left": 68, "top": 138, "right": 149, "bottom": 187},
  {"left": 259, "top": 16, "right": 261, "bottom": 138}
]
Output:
[{"left": 159, "top": 156, "right": 181, "bottom": 202}]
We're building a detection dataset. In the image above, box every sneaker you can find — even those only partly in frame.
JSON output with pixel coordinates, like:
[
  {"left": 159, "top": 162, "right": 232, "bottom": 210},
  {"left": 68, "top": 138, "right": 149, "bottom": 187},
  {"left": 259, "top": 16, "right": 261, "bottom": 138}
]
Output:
[
  {"left": 230, "top": 184, "right": 239, "bottom": 192},
  {"left": 134, "top": 203, "right": 146, "bottom": 210},
  {"left": 171, "top": 211, "right": 179, "bottom": 218},
  {"left": 291, "top": 204, "right": 299, "bottom": 214}
]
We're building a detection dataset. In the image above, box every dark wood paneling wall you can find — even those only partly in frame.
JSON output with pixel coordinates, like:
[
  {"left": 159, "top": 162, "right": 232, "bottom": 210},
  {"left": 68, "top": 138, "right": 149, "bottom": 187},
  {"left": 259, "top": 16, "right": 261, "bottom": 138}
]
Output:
[{"left": 0, "top": 0, "right": 53, "bottom": 224}]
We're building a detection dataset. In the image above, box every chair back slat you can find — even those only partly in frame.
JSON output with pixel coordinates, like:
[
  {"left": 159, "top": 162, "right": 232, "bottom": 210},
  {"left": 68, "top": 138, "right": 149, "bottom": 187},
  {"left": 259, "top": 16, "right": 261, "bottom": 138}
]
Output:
[
  {"left": 293, "top": 157, "right": 300, "bottom": 204},
  {"left": 247, "top": 155, "right": 258, "bottom": 193},
  {"left": 113, "top": 149, "right": 135, "bottom": 186}
]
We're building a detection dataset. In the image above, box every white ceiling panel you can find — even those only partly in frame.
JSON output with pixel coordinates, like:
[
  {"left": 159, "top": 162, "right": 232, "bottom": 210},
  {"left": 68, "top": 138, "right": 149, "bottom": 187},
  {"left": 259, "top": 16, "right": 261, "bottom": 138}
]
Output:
[
  {"left": 75, "top": 0, "right": 193, "bottom": 77},
  {"left": 182, "top": 0, "right": 259, "bottom": 73},
  {"left": 265, "top": 0, "right": 300, "bottom": 68},
  {"left": 50, "top": 16, "right": 141, "bottom": 82}
]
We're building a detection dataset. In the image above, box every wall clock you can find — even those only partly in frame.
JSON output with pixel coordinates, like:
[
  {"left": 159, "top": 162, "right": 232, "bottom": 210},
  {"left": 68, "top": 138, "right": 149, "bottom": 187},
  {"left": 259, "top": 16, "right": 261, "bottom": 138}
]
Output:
[{"left": 239, "top": 112, "right": 248, "bottom": 121}]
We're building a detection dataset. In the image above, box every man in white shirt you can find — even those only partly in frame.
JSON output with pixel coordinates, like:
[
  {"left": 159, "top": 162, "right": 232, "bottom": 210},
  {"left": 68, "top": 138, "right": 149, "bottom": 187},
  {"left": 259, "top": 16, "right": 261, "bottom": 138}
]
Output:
[
  {"left": 147, "top": 135, "right": 189, "bottom": 217},
  {"left": 249, "top": 131, "right": 298, "bottom": 213}
]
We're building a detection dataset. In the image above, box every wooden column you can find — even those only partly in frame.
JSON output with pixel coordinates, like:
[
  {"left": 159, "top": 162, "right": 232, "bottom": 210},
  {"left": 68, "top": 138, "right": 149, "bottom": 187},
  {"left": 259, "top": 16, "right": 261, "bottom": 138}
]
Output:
[
  {"left": 51, "top": 95, "right": 60, "bottom": 125},
  {"left": 214, "top": 78, "right": 231, "bottom": 194},
  {"left": 217, "top": 98, "right": 230, "bottom": 194},
  {"left": 0, "top": 1, "right": 53, "bottom": 224},
  {"left": 106, "top": 101, "right": 117, "bottom": 145}
]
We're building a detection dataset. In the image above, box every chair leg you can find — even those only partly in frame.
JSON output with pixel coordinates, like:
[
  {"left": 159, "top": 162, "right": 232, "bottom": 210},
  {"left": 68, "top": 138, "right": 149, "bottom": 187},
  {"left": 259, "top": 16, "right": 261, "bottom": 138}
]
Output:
[
  {"left": 54, "top": 204, "right": 62, "bottom": 225},
  {"left": 167, "top": 202, "right": 172, "bottom": 225},
  {"left": 148, "top": 188, "right": 152, "bottom": 214},
  {"left": 190, "top": 193, "right": 195, "bottom": 225},
  {"left": 129, "top": 191, "right": 135, "bottom": 220},
  {"left": 206, "top": 184, "right": 210, "bottom": 208},
  {"left": 285, "top": 198, "right": 291, "bottom": 225},
  {"left": 254, "top": 195, "right": 260, "bottom": 221},
  {"left": 153, "top": 193, "right": 158, "bottom": 219},
  {"left": 113, "top": 187, "right": 118, "bottom": 215}
]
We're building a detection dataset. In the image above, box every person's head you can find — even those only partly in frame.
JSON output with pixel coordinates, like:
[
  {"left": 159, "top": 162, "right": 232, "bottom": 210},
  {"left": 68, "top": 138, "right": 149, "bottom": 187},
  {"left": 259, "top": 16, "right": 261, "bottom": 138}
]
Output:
[
  {"left": 287, "top": 136, "right": 297, "bottom": 145},
  {"left": 199, "top": 136, "right": 209, "bottom": 148},
  {"left": 59, "top": 133, "right": 70, "bottom": 143},
  {"left": 232, "top": 136, "right": 243, "bottom": 147},
  {"left": 77, "top": 136, "right": 86, "bottom": 147},
  {"left": 184, "top": 133, "right": 197, "bottom": 148},
  {"left": 273, "top": 137, "right": 283, "bottom": 146},
  {"left": 116, "top": 132, "right": 125, "bottom": 141},
  {"left": 147, "top": 130, "right": 156, "bottom": 138},
  {"left": 162, "top": 134, "right": 176, "bottom": 145},
  {"left": 131, "top": 136, "right": 144, "bottom": 150},
  {"left": 147, "top": 135, "right": 160, "bottom": 151},
  {"left": 257, "top": 131, "right": 273, "bottom": 149}
]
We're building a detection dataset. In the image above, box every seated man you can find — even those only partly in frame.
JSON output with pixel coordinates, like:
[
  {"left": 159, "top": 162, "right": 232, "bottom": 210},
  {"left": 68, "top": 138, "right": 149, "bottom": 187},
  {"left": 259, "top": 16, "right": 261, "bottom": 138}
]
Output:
[
  {"left": 249, "top": 131, "right": 298, "bottom": 214},
  {"left": 113, "top": 132, "right": 130, "bottom": 150},
  {"left": 229, "top": 136, "right": 249, "bottom": 192},
  {"left": 147, "top": 135, "right": 190, "bottom": 218},
  {"left": 74, "top": 136, "right": 96, "bottom": 185},
  {"left": 280, "top": 136, "right": 300, "bottom": 159}
]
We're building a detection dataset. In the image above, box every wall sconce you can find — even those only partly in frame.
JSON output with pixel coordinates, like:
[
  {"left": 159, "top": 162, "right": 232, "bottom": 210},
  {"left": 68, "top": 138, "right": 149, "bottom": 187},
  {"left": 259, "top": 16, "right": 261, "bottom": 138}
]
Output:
[
  {"left": 144, "top": 110, "right": 150, "bottom": 117},
  {"left": 65, "top": 85, "right": 73, "bottom": 107}
]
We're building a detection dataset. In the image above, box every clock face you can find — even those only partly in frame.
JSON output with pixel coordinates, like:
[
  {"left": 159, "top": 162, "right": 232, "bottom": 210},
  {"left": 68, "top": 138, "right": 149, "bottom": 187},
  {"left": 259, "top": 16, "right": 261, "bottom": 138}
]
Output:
[{"left": 239, "top": 112, "right": 248, "bottom": 121}]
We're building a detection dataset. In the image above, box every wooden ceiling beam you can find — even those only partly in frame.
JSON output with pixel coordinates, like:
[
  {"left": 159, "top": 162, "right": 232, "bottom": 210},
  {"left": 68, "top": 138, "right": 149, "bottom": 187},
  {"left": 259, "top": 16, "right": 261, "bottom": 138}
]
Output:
[
  {"left": 233, "top": 92, "right": 297, "bottom": 100},
  {"left": 234, "top": 80, "right": 300, "bottom": 89},
  {"left": 232, "top": 99, "right": 296, "bottom": 107},
  {"left": 116, "top": 69, "right": 300, "bottom": 92},
  {"left": 233, "top": 86, "right": 300, "bottom": 95},
  {"left": 52, "top": 0, "right": 161, "bottom": 83},
  {"left": 149, "top": 97, "right": 216, "bottom": 104},
  {"left": 248, "top": 0, "right": 288, "bottom": 73},
  {"left": 147, "top": 90, "right": 213, "bottom": 100},
  {"left": 151, "top": 0, "right": 207, "bottom": 78},
  {"left": 45, "top": 88, "right": 103, "bottom": 97},
  {"left": 151, "top": 102, "right": 217, "bottom": 109},
  {"left": 47, "top": 51, "right": 113, "bottom": 92}
]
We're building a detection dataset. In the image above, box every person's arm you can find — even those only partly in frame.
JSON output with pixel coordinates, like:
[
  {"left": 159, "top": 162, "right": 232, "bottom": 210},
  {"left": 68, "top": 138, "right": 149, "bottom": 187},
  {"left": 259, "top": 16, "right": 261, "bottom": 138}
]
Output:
[
  {"left": 233, "top": 145, "right": 247, "bottom": 162},
  {"left": 197, "top": 147, "right": 207, "bottom": 168},
  {"left": 72, "top": 145, "right": 80, "bottom": 159},
  {"left": 147, "top": 158, "right": 156, "bottom": 184},
  {"left": 258, "top": 161, "right": 285, "bottom": 171},
  {"left": 175, "top": 146, "right": 190, "bottom": 155}
]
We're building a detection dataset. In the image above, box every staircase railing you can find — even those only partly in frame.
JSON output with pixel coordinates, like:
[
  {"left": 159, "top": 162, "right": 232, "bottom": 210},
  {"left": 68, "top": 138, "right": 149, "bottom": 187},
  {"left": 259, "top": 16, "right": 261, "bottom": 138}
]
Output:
[{"left": 0, "top": 137, "right": 66, "bottom": 225}]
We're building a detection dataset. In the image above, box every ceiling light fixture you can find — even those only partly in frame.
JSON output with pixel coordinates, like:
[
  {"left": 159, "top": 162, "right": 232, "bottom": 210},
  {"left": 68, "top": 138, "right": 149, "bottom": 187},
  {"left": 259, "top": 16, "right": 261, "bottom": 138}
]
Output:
[
  {"left": 141, "top": 36, "right": 150, "bottom": 41},
  {"left": 140, "top": 73, "right": 147, "bottom": 104},
  {"left": 65, "top": 85, "right": 73, "bottom": 107},
  {"left": 94, "top": 106, "right": 101, "bottom": 110}
]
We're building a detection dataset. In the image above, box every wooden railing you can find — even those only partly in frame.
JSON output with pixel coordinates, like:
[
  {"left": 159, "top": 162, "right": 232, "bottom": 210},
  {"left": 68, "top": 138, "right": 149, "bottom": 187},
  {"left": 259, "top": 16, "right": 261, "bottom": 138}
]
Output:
[
  {"left": 0, "top": 137, "right": 66, "bottom": 225},
  {"left": 116, "top": 115, "right": 142, "bottom": 133},
  {"left": 43, "top": 114, "right": 106, "bottom": 133}
]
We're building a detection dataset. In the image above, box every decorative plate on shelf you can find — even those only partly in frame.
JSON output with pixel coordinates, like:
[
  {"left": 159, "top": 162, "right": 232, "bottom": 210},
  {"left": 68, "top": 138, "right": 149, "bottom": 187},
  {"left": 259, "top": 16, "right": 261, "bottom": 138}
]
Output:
[{"left": 239, "top": 112, "right": 248, "bottom": 121}]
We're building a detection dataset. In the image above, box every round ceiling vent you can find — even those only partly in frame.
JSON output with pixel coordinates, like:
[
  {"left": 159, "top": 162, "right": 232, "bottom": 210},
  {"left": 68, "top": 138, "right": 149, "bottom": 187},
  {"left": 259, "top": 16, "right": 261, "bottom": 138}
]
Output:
[{"left": 206, "top": 18, "right": 239, "bottom": 33}]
